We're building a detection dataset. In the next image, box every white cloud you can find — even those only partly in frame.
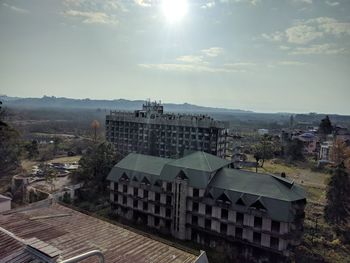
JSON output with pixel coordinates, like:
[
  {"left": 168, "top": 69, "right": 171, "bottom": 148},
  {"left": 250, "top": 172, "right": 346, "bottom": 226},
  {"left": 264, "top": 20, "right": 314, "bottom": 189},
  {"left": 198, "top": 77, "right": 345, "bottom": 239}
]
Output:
[
  {"left": 325, "top": 1, "right": 339, "bottom": 7},
  {"left": 261, "top": 31, "right": 284, "bottom": 42},
  {"left": 277, "top": 60, "right": 306, "bottom": 66},
  {"left": 139, "top": 63, "right": 244, "bottom": 73},
  {"left": 176, "top": 55, "right": 208, "bottom": 64},
  {"left": 134, "top": 0, "right": 153, "bottom": 7},
  {"left": 286, "top": 24, "right": 323, "bottom": 44},
  {"left": 279, "top": 45, "right": 291, "bottom": 50},
  {"left": 290, "top": 43, "right": 346, "bottom": 55},
  {"left": 293, "top": 0, "right": 313, "bottom": 4},
  {"left": 201, "top": 47, "right": 224, "bottom": 57},
  {"left": 2, "top": 3, "right": 29, "bottom": 14},
  {"left": 65, "top": 10, "right": 118, "bottom": 25},
  {"left": 233, "top": 0, "right": 262, "bottom": 5},
  {"left": 262, "top": 16, "right": 350, "bottom": 47},
  {"left": 201, "top": 1, "right": 216, "bottom": 9}
]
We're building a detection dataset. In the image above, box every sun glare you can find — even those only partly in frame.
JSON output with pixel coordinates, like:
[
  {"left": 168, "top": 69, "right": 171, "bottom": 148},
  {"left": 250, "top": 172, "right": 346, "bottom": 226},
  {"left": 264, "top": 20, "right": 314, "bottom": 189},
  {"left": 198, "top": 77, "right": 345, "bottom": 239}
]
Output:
[{"left": 162, "top": 0, "right": 188, "bottom": 23}]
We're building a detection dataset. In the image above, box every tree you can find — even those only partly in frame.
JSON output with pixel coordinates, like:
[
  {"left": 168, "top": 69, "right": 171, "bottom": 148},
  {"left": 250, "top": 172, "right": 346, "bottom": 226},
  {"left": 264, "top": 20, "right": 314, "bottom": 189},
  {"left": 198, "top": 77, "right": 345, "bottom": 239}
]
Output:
[
  {"left": 0, "top": 101, "right": 22, "bottom": 176},
  {"left": 25, "top": 140, "right": 39, "bottom": 159},
  {"left": 330, "top": 138, "right": 350, "bottom": 169},
  {"left": 74, "top": 142, "right": 120, "bottom": 193},
  {"left": 42, "top": 164, "right": 57, "bottom": 192},
  {"left": 285, "top": 138, "right": 305, "bottom": 161},
  {"left": 91, "top": 120, "right": 100, "bottom": 142},
  {"left": 253, "top": 135, "right": 275, "bottom": 172},
  {"left": 319, "top": 115, "right": 333, "bottom": 136},
  {"left": 324, "top": 163, "right": 350, "bottom": 225}
]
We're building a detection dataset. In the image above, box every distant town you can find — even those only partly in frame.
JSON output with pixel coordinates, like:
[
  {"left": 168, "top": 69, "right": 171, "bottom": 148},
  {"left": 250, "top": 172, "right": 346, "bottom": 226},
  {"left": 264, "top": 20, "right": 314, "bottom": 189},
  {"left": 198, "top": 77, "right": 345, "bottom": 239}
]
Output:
[{"left": 1, "top": 99, "right": 350, "bottom": 263}]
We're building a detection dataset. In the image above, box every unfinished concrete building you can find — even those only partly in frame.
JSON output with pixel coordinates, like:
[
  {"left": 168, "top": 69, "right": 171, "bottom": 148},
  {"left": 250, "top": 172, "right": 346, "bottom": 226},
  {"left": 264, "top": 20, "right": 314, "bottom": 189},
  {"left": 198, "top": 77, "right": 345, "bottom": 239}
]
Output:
[
  {"left": 105, "top": 101, "right": 228, "bottom": 158},
  {"left": 107, "top": 151, "right": 306, "bottom": 261}
]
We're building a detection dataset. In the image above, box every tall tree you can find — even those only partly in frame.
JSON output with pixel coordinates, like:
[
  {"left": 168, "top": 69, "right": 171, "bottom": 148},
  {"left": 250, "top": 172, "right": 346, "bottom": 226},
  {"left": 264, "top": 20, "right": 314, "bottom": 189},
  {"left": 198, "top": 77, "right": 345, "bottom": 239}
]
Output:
[
  {"left": 25, "top": 140, "right": 39, "bottom": 159},
  {"left": 285, "top": 139, "right": 305, "bottom": 161},
  {"left": 319, "top": 115, "right": 333, "bottom": 135},
  {"left": 74, "top": 142, "right": 120, "bottom": 192},
  {"left": 325, "top": 163, "right": 350, "bottom": 225},
  {"left": 253, "top": 135, "right": 275, "bottom": 172},
  {"left": 91, "top": 120, "right": 100, "bottom": 142},
  {"left": 0, "top": 101, "right": 22, "bottom": 176},
  {"left": 330, "top": 138, "right": 350, "bottom": 169}
]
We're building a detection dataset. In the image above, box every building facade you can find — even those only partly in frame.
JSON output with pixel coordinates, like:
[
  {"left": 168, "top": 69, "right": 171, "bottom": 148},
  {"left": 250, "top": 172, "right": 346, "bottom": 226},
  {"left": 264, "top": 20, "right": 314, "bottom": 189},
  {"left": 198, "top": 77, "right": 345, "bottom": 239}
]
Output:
[
  {"left": 105, "top": 101, "right": 229, "bottom": 158},
  {"left": 107, "top": 151, "right": 306, "bottom": 261}
]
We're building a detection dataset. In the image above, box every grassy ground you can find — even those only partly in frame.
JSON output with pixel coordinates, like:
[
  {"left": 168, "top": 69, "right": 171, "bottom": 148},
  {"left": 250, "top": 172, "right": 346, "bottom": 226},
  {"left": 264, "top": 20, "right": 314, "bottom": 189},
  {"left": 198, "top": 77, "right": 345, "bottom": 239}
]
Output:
[{"left": 49, "top": 155, "right": 81, "bottom": 163}]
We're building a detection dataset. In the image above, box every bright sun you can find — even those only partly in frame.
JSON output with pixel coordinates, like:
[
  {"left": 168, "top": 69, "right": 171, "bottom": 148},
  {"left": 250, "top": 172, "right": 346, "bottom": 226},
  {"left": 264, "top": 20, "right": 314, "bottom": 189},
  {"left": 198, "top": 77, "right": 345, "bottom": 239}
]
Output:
[{"left": 162, "top": 0, "right": 188, "bottom": 23}]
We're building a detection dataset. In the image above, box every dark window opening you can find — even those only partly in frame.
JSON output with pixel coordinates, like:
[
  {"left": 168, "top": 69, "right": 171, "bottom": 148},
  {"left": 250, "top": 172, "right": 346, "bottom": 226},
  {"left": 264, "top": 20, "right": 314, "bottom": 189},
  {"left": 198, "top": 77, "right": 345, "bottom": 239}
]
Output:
[
  {"left": 143, "top": 190, "right": 148, "bottom": 199},
  {"left": 193, "top": 188, "right": 199, "bottom": 197},
  {"left": 133, "top": 187, "right": 138, "bottom": 197},
  {"left": 192, "top": 202, "right": 199, "bottom": 212},
  {"left": 123, "top": 184, "right": 127, "bottom": 193},
  {"left": 155, "top": 193, "right": 161, "bottom": 202},
  {"left": 270, "top": 237, "right": 279, "bottom": 249},
  {"left": 166, "top": 182, "right": 172, "bottom": 192},
  {"left": 235, "top": 227, "right": 243, "bottom": 239},
  {"left": 220, "top": 223, "right": 227, "bottom": 234},
  {"left": 155, "top": 205, "right": 160, "bottom": 214},
  {"left": 192, "top": 215, "right": 198, "bottom": 225},
  {"left": 155, "top": 217, "right": 160, "bottom": 227},
  {"left": 166, "top": 195, "right": 172, "bottom": 205},
  {"left": 123, "top": 196, "right": 127, "bottom": 205},
  {"left": 205, "top": 219, "right": 211, "bottom": 229},
  {"left": 254, "top": 216, "right": 262, "bottom": 229},
  {"left": 205, "top": 205, "right": 212, "bottom": 216},
  {"left": 271, "top": 220, "right": 280, "bottom": 233},
  {"left": 236, "top": 212, "right": 244, "bottom": 224},
  {"left": 253, "top": 232, "right": 261, "bottom": 244},
  {"left": 143, "top": 202, "right": 148, "bottom": 211},
  {"left": 221, "top": 208, "right": 228, "bottom": 220},
  {"left": 133, "top": 200, "right": 138, "bottom": 208},
  {"left": 166, "top": 208, "right": 171, "bottom": 218}
]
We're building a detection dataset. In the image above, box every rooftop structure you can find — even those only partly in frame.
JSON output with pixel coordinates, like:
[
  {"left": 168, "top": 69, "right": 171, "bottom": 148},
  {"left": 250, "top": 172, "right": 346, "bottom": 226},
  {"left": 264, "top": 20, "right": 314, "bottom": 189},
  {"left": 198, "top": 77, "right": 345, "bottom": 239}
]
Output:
[
  {"left": 0, "top": 200, "right": 207, "bottom": 263},
  {"left": 106, "top": 101, "right": 229, "bottom": 158},
  {"left": 107, "top": 151, "right": 307, "bottom": 261}
]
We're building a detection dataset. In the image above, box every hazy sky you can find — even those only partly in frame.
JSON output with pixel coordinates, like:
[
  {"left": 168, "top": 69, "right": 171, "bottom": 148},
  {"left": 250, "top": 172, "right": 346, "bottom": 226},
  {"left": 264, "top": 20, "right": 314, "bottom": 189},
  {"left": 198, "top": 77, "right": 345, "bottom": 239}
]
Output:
[{"left": 1, "top": 0, "right": 350, "bottom": 114}]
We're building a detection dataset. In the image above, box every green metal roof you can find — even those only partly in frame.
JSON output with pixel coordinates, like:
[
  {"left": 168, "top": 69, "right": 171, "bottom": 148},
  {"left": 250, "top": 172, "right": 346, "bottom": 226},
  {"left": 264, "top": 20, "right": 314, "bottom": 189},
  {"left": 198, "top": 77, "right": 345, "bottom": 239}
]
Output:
[
  {"left": 169, "top": 151, "right": 232, "bottom": 172},
  {"left": 209, "top": 168, "right": 305, "bottom": 202}
]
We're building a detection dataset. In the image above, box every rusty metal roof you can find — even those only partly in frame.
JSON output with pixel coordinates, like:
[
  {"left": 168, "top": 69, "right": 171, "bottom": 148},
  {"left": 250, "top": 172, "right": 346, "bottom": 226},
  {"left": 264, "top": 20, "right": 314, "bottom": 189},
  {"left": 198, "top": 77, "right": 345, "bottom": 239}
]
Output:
[{"left": 0, "top": 202, "right": 199, "bottom": 263}]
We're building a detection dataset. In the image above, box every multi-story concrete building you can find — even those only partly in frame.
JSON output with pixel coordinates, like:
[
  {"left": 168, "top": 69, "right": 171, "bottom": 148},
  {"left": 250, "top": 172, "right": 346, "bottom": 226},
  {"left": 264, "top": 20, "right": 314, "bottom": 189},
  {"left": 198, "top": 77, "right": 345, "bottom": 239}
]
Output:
[
  {"left": 105, "top": 101, "right": 228, "bottom": 158},
  {"left": 107, "top": 151, "right": 306, "bottom": 261}
]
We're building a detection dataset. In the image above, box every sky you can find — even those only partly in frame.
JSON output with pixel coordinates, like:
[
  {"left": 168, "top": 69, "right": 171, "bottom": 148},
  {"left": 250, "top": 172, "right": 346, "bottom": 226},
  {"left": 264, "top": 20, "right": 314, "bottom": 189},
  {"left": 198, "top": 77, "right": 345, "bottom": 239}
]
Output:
[{"left": 0, "top": 0, "right": 350, "bottom": 114}]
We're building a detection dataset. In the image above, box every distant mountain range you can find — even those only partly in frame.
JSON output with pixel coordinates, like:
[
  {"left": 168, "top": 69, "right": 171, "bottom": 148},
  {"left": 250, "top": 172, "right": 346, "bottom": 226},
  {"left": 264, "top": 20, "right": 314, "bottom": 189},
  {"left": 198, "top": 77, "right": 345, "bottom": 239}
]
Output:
[{"left": 0, "top": 95, "right": 253, "bottom": 114}]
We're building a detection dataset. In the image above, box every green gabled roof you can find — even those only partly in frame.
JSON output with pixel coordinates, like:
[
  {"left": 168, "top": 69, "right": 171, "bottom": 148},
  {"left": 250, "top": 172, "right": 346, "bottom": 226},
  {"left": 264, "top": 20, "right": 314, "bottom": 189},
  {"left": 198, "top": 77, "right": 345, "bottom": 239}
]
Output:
[
  {"left": 209, "top": 168, "right": 306, "bottom": 202},
  {"left": 169, "top": 151, "right": 232, "bottom": 172},
  {"left": 116, "top": 153, "right": 171, "bottom": 176},
  {"left": 106, "top": 153, "right": 172, "bottom": 183}
]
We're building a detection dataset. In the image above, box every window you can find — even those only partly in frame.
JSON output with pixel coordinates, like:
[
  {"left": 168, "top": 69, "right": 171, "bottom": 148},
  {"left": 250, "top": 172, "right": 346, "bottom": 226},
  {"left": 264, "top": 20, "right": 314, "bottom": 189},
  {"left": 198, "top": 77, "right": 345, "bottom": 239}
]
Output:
[
  {"left": 165, "top": 220, "right": 171, "bottom": 230},
  {"left": 155, "top": 217, "right": 160, "bottom": 227},
  {"left": 193, "top": 188, "right": 199, "bottom": 197},
  {"left": 221, "top": 209, "right": 228, "bottom": 220},
  {"left": 271, "top": 220, "right": 280, "bottom": 233},
  {"left": 123, "top": 184, "right": 127, "bottom": 193},
  {"left": 166, "top": 182, "right": 172, "bottom": 192},
  {"left": 236, "top": 212, "right": 244, "bottom": 224},
  {"left": 220, "top": 223, "right": 227, "bottom": 234},
  {"left": 192, "top": 215, "right": 198, "bottom": 225},
  {"left": 133, "top": 187, "right": 138, "bottom": 197},
  {"left": 155, "top": 193, "right": 160, "bottom": 202},
  {"left": 270, "top": 237, "right": 279, "bottom": 249},
  {"left": 155, "top": 205, "right": 160, "bottom": 214},
  {"left": 143, "top": 202, "right": 148, "bottom": 211},
  {"left": 143, "top": 190, "right": 148, "bottom": 199},
  {"left": 133, "top": 200, "right": 138, "bottom": 208},
  {"left": 254, "top": 216, "right": 262, "bottom": 229},
  {"left": 166, "top": 195, "right": 172, "bottom": 205},
  {"left": 192, "top": 202, "right": 199, "bottom": 212},
  {"left": 115, "top": 183, "right": 118, "bottom": 191},
  {"left": 253, "top": 232, "right": 261, "bottom": 244},
  {"left": 205, "top": 219, "right": 211, "bottom": 229},
  {"left": 205, "top": 205, "right": 212, "bottom": 216},
  {"left": 123, "top": 196, "right": 127, "bottom": 205},
  {"left": 166, "top": 208, "right": 171, "bottom": 218},
  {"left": 235, "top": 227, "right": 243, "bottom": 239}
]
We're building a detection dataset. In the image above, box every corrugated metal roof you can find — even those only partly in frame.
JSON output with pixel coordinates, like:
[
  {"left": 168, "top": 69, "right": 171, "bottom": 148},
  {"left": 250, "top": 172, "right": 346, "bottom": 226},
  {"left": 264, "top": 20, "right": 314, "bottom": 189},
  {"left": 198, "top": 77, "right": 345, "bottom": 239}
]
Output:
[{"left": 0, "top": 203, "right": 199, "bottom": 263}]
